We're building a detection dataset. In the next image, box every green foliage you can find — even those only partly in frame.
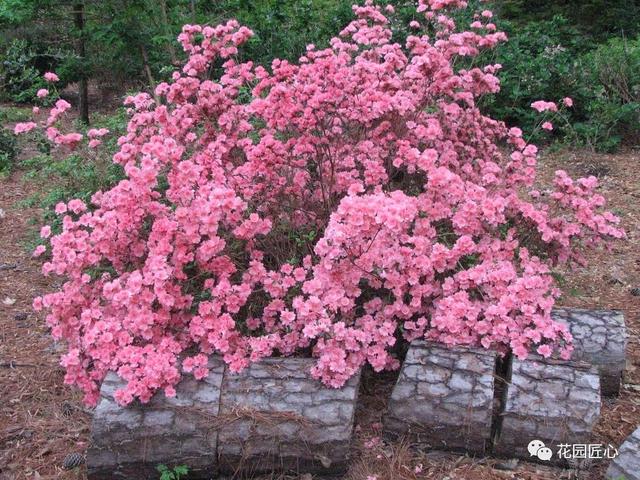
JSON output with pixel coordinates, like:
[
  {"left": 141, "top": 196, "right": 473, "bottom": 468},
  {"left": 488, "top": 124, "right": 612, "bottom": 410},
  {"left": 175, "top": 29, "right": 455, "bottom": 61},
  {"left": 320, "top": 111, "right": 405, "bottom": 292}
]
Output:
[
  {"left": 156, "top": 464, "right": 189, "bottom": 480},
  {"left": 21, "top": 109, "right": 127, "bottom": 232},
  {"left": 497, "top": 0, "right": 640, "bottom": 41},
  {"left": 571, "top": 37, "right": 640, "bottom": 151},
  {"left": 0, "top": 125, "right": 17, "bottom": 175},
  {"left": 474, "top": 12, "right": 640, "bottom": 152},
  {"left": 0, "top": 39, "right": 47, "bottom": 103},
  {"left": 0, "top": 0, "right": 42, "bottom": 26},
  {"left": 0, "top": 105, "right": 31, "bottom": 122},
  {"left": 479, "top": 16, "right": 584, "bottom": 142},
  {"left": 1, "top": 0, "right": 638, "bottom": 152},
  {"left": 214, "top": 0, "right": 353, "bottom": 66}
]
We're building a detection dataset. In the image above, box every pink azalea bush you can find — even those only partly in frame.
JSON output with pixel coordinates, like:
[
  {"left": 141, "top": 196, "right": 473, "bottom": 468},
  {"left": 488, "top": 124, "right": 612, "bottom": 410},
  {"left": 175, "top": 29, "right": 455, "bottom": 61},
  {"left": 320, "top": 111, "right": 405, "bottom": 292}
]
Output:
[{"left": 24, "top": 0, "right": 624, "bottom": 405}]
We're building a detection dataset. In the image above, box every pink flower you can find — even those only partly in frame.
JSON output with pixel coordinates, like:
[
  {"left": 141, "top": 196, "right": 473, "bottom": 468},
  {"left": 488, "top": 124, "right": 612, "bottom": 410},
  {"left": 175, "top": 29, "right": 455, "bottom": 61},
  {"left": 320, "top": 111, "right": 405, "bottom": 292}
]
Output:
[
  {"left": 542, "top": 121, "right": 553, "bottom": 131},
  {"left": 67, "top": 199, "right": 86, "bottom": 214},
  {"left": 54, "top": 99, "right": 72, "bottom": 112},
  {"left": 33, "top": 245, "right": 46, "bottom": 257},
  {"left": 54, "top": 133, "right": 83, "bottom": 148},
  {"left": 29, "top": 3, "right": 621, "bottom": 407},
  {"left": 562, "top": 97, "right": 573, "bottom": 107},
  {"left": 40, "top": 225, "right": 52, "bottom": 238},
  {"left": 44, "top": 72, "right": 60, "bottom": 82},
  {"left": 537, "top": 344, "right": 553, "bottom": 357},
  {"left": 36, "top": 89, "right": 49, "bottom": 98},
  {"left": 14, "top": 122, "right": 37, "bottom": 134},
  {"left": 531, "top": 100, "right": 558, "bottom": 112},
  {"left": 512, "top": 345, "right": 529, "bottom": 359},
  {"left": 88, "top": 128, "right": 109, "bottom": 138}
]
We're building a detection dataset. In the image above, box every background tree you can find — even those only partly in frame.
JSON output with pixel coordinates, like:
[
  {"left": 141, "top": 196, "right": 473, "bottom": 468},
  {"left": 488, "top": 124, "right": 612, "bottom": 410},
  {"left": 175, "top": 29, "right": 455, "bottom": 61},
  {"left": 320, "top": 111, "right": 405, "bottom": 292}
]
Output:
[{"left": 1, "top": 0, "right": 639, "bottom": 151}]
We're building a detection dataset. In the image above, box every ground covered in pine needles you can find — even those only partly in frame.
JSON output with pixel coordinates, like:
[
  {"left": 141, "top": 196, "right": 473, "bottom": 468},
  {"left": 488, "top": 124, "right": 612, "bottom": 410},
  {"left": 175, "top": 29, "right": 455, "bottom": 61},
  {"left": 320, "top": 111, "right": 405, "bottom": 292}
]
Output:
[{"left": 1, "top": 125, "right": 638, "bottom": 479}]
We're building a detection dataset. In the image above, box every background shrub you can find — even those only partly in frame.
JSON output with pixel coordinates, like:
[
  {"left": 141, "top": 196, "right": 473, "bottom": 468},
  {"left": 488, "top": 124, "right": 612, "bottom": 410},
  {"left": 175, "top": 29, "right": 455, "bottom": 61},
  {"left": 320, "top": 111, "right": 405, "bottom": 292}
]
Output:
[
  {"left": 480, "top": 16, "right": 584, "bottom": 142},
  {"left": 570, "top": 37, "right": 640, "bottom": 151},
  {"left": 20, "top": 108, "right": 127, "bottom": 232},
  {"left": 1, "top": 1, "right": 638, "bottom": 151},
  {"left": 498, "top": 0, "right": 640, "bottom": 41},
  {"left": 0, "top": 124, "right": 17, "bottom": 174},
  {"left": 0, "top": 39, "right": 47, "bottom": 103}
]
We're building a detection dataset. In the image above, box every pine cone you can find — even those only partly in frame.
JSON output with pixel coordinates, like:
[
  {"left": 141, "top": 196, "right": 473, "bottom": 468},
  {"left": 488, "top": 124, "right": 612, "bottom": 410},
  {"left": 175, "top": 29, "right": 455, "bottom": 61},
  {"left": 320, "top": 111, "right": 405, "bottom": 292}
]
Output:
[
  {"left": 62, "top": 452, "right": 85, "bottom": 470},
  {"left": 61, "top": 402, "right": 74, "bottom": 417}
]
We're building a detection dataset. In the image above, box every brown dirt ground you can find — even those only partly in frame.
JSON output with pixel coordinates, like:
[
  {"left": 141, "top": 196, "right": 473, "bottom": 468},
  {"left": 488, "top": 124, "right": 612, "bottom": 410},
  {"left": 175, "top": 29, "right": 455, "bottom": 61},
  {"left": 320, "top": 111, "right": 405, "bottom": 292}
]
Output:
[{"left": 0, "top": 129, "right": 638, "bottom": 479}]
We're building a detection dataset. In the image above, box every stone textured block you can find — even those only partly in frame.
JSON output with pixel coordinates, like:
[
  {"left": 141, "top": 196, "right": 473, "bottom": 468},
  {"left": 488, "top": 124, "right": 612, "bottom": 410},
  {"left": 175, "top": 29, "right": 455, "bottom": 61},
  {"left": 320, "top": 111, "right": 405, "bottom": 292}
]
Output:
[
  {"left": 552, "top": 307, "right": 626, "bottom": 396},
  {"left": 384, "top": 341, "right": 498, "bottom": 454},
  {"left": 87, "top": 357, "right": 225, "bottom": 480},
  {"left": 493, "top": 355, "right": 601, "bottom": 463},
  {"left": 87, "top": 356, "right": 360, "bottom": 479},
  {"left": 217, "top": 357, "right": 361, "bottom": 476},
  {"left": 606, "top": 426, "right": 640, "bottom": 480}
]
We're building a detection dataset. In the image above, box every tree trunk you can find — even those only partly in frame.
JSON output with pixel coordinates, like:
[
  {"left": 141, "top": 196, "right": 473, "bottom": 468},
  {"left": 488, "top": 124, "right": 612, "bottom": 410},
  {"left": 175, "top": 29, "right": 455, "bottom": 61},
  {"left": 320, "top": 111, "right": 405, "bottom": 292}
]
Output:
[
  {"left": 74, "top": 3, "right": 89, "bottom": 124},
  {"left": 139, "top": 44, "right": 160, "bottom": 104},
  {"left": 158, "top": 0, "right": 178, "bottom": 66}
]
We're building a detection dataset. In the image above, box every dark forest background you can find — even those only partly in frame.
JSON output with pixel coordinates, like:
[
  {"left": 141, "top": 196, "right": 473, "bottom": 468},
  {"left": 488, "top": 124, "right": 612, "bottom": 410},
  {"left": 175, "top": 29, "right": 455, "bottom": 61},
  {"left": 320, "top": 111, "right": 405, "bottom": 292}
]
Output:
[{"left": 1, "top": 0, "right": 639, "bottom": 151}]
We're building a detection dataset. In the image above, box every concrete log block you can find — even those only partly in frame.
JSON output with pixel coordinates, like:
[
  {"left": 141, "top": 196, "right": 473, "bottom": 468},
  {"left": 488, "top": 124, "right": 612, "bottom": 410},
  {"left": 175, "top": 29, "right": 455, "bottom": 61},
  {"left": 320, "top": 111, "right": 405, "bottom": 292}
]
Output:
[
  {"left": 87, "top": 356, "right": 360, "bottom": 479},
  {"left": 606, "top": 426, "right": 640, "bottom": 480},
  {"left": 552, "top": 307, "right": 626, "bottom": 396},
  {"left": 384, "top": 341, "right": 498, "bottom": 454},
  {"left": 493, "top": 355, "right": 601, "bottom": 464},
  {"left": 217, "top": 357, "right": 360, "bottom": 476},
  {"left": 87, "top": 357, "right": 224, "bottom": 480}
]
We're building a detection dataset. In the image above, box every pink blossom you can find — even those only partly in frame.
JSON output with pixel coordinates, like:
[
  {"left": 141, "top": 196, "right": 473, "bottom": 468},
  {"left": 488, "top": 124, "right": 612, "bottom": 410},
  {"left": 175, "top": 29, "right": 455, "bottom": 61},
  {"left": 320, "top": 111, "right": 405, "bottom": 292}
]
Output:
[
  {"left": 31, "top": 2, "right": 622, "bottom": 406},
  {"left": 67, "top": 199, "right": 86, "bottom": 214},
  {"left": 531, "top": 100, "right": 558, "bottom": 112},
  {"left": 33, "top": 245, "right": 46, "bottom": 257},
  {"left": 55, "top": 202, "right": 68, "bottom": 214},
  {"left": 562, "top": 97, "right": 573, "bottom": 107},
  {"left": 36, "top": 89, "right": 49, "bottom": 98},
  {"left": 542, "top": 121, "right": 553, "bottom": 131},
  {"left": 537, "top": 344, "right": 553, "bottom": 357},
  {"left": 88, "top": 128, "right": 109, "bottom": 138},
  {"left": 54, "top": 132, "right": 83, "bottom": 148},
  {"left": 14, "top": 122, "right": 37, "bottom": 134},
  {"left": 44, "top": 72, "right": 60, "bottom": 82},
  {"left": 40, "top": 225, "right": 52, "bottom": 238}
]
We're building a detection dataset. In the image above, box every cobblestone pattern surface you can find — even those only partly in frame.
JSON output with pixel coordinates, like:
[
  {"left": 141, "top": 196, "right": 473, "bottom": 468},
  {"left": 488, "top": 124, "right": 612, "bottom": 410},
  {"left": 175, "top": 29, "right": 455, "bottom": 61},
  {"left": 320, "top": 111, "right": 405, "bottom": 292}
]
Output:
[
  {"left": 87, "top": 357, "right": 360, "bottom": 479},
  {"left": 493, "top": 356, "right": 601, "bottom": 463},
  {"left": 552, "top": 307, "right": 626, "bottom": 396},
  {"left": 217, "top": 357, "right": 361, "bottom": 476},
  {"left": 606, "top": 426, "right": 640, "bottom": 480},
  {"left": 384, "top": 342, "right": 498, "bottom": 454},
  {"left": 86, "top": 357, "right": 224, "bottom": 480}
]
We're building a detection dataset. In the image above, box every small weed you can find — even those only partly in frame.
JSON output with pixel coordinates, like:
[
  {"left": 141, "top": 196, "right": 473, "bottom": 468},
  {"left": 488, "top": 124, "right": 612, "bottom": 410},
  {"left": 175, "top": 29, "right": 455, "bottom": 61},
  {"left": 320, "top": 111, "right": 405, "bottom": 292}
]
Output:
[
  {"left": 0, "top": 105, "right": 32, "bottom": 123},
  {"left": 156, "top": 464, "right": 189, "bottom": 480}
]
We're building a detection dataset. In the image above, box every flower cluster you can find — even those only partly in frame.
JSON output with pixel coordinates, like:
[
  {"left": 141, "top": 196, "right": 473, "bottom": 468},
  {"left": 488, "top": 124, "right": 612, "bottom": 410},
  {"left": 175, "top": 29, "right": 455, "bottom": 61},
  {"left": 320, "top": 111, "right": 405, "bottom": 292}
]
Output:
[{"left": 28, "top": 0, "right": 623, "bottom": 405}]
